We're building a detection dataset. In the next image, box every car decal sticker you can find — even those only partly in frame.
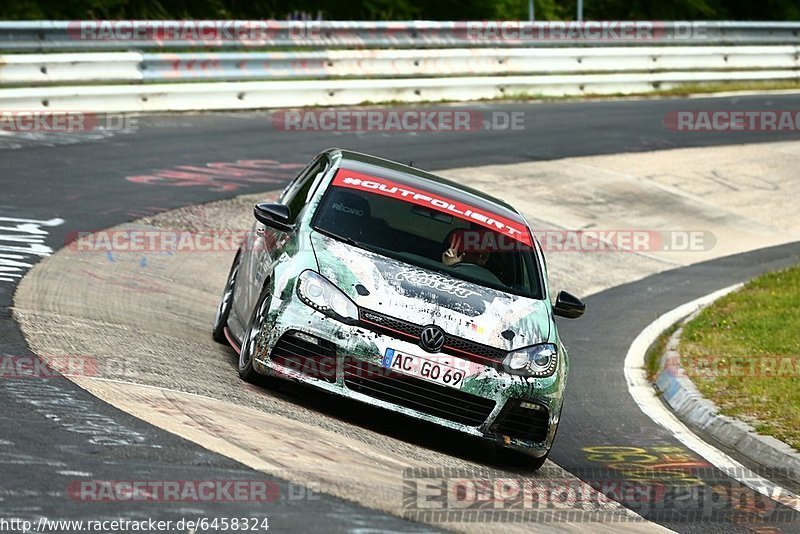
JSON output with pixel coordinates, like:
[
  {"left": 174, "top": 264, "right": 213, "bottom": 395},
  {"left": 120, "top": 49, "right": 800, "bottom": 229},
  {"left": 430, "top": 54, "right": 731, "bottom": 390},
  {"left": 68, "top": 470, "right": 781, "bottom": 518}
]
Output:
[
  {"left": 382, "top": 348, "right": 395, "bottom": 368},
  {"left": 331, "top": 169, "right": 532, "bottom": 246},
  {"left": 313, "top": 232, "right": 552, "bottom": 347},
  {"left": 385, "top": 264, "right": 488, "bottom": 316}
]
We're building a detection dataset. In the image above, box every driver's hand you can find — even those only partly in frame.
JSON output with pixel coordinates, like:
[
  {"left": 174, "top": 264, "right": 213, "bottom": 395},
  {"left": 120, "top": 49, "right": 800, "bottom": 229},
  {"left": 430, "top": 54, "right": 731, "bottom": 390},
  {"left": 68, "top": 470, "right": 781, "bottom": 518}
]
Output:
[{"left": 442, "top": 247, "right": 464, "bottom": 266}]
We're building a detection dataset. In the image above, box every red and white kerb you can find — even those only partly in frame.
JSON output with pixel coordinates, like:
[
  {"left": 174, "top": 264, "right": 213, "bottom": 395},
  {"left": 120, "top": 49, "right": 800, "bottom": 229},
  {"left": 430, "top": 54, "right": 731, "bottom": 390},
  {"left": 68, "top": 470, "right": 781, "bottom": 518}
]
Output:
[{"left": 332, "top": 169, "right": 532, "bottom": 246}]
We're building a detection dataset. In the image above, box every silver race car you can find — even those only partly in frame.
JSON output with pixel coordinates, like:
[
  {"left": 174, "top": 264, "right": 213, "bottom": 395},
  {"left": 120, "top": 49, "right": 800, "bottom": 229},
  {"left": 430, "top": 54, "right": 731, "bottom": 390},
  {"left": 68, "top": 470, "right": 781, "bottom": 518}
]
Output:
[{"left": 213, "top": 148, "right": 584, "bottom": 469}]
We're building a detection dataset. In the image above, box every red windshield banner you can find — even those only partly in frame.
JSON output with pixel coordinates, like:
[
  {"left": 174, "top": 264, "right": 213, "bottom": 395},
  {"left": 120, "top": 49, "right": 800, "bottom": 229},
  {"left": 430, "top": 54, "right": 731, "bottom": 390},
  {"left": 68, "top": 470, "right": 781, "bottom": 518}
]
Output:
[{"left": 332, "top": 169, "right": 532, "bottom": 246}]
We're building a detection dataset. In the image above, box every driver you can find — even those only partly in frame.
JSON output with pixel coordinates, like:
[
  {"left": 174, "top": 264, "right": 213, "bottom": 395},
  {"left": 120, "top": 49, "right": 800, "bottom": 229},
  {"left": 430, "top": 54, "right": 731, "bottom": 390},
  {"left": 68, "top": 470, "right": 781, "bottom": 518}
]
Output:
[{"left": 442, "top": 230, "right": 490, "bottom": 267}]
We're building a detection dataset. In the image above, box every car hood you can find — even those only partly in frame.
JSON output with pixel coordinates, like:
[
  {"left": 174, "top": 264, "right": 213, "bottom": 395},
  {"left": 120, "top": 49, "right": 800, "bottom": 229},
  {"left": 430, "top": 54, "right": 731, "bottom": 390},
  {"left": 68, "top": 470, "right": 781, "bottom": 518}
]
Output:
[{"left": 310, "top": 231, "right": 551, "bottom": 351}]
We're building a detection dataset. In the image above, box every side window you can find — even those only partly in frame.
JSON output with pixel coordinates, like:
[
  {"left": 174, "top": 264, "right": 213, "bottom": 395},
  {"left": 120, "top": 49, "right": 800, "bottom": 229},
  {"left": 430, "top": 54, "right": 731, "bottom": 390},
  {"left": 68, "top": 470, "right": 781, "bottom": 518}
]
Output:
[{"left": 281, "top": 157, "right": 327, "bottom": 223}]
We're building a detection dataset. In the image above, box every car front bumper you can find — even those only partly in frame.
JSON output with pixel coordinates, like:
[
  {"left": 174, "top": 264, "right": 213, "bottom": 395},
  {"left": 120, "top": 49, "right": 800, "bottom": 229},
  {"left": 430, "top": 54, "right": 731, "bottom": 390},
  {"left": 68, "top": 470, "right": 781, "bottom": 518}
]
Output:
[{"left": 252, "top": 295, "right": 565, "bottom": 457}]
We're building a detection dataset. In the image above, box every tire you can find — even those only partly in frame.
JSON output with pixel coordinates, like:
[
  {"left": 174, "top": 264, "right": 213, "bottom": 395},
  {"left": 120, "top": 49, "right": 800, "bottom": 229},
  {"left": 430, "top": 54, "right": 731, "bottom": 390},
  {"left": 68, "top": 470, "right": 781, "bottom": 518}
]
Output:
[
  {"left": 238, "top": 283, "right": 272, "bottom": 384},
  {"left": 496, "top": 404, "right": 562, "bottom": 471},
  {"left": 496, "top": 446, "right": 548, "bottom": 471},
  {"left": 212, "top": 249, "right": 242, "bottom": 344}
]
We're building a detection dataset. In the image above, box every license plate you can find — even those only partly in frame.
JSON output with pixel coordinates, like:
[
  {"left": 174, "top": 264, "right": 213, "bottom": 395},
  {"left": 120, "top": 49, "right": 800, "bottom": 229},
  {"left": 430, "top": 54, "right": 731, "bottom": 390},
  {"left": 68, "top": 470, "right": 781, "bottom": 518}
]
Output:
[{"left": 381, "top": 348, "right": 465, "bottom": 389}]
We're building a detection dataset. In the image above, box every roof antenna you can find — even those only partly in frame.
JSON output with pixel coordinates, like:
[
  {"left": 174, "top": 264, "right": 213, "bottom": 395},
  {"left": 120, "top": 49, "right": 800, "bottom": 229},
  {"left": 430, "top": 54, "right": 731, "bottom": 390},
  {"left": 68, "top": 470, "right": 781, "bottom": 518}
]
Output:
[{"left": 408, "top": 160, "right": 413, "bottom": 167}]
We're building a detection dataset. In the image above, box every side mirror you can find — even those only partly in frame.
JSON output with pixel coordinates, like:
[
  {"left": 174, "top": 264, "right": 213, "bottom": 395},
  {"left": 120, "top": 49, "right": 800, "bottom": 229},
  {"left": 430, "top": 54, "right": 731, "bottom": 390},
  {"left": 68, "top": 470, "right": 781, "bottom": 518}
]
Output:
[
  {"left": 254, "top": 203, "right": 293, "bottom": 233},
  {"left": 553, "top": 291, "right": 585, "bottom": 319}
]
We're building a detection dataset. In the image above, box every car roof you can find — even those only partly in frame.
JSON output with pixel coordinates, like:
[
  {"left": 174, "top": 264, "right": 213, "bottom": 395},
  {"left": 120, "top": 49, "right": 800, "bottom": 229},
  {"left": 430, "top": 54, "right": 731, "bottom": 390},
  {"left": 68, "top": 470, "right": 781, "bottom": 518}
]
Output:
[{"left": 329, "top": 149, "right": 527, "bottom": 226}]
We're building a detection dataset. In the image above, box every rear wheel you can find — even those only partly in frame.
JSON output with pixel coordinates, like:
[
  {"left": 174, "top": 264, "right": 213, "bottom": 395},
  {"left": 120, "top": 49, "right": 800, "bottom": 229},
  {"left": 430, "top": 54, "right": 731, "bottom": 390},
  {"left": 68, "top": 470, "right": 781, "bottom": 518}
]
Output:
[
  {"left": 212, "top": 249, "right": 242, "bottom": 344},
  {"left": 238, "top": 283, "right": 271, "bottom": 383}
]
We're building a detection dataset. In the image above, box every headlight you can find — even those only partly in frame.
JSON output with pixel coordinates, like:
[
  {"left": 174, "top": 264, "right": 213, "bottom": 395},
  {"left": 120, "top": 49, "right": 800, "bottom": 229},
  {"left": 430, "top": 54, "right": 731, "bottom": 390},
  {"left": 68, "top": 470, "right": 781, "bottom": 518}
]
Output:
[
  {"left": 297, "top": 270, "right": 359, "bottom": 323},
  {"left": 502, "top": 343, "right": 558, "bottom": 377}
]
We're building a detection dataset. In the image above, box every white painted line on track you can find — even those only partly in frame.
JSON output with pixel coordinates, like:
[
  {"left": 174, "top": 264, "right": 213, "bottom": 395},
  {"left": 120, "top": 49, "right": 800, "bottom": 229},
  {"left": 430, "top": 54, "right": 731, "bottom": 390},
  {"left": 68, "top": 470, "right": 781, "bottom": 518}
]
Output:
[
  {"left": 71, "top": 375, "right": 242, "bottom": 404},
  {"left": 624, "top": 282, "right": 800, "bottom": 512}
]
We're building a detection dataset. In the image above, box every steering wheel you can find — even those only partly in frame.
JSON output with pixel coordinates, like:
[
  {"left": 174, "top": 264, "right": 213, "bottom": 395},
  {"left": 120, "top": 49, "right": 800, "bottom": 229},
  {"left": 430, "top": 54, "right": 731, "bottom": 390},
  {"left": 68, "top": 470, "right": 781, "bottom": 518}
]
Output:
[{"left": 452, "top": 262, "right": 482, "bottom": 269}]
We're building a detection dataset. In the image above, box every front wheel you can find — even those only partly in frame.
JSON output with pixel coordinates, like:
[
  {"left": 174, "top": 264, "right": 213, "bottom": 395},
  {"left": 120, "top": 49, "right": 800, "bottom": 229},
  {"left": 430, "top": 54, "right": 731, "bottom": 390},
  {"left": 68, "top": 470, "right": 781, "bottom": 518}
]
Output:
[
  {"left": 238, "top": 283, "right": 271, "bottom": 383},
  {"left": 212, "top": 249, "right": 242, "bottom": 344},
  {"left": 495, "top": 447, "right": 548, "bottom": 470}
]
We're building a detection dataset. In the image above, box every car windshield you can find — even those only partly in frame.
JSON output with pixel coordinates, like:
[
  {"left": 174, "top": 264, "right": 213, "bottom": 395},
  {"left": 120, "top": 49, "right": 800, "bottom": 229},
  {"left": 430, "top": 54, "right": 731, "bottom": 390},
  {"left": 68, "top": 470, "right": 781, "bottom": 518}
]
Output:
[{"left": 312, "top": 171, "right": 543, "bottom": 299}]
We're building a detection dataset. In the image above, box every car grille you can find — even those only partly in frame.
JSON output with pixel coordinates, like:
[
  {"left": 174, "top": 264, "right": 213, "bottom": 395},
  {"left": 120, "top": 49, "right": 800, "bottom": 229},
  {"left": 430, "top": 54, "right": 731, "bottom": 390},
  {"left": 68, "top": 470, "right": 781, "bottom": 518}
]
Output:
[
  {"left": 491, "top": 400, "right": 550, "bottom": 443},
  {"left": 342, "top": 359, "right": 496, "bottom": 427},
  {"left": 269, "top": 331, "right": 337, "bottom": 383},
  {"left": 359, "top": 308, "right": 507, "bottom": 370}
]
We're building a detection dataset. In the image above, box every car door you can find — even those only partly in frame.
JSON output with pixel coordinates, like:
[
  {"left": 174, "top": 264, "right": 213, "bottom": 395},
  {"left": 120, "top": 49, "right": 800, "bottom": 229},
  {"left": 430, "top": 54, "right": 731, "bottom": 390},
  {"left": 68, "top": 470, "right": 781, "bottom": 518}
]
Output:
[{"left": 233, "top": 155, "right": 330, "bottom": 328}]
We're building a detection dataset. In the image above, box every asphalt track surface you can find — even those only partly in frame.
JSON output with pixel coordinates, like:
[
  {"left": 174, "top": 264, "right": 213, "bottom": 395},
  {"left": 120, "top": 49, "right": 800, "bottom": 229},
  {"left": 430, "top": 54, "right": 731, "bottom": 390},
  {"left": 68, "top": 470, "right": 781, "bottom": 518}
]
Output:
[
  {"left": 553, "top": 241, "right": 800, "bottom": 532},
  {"left": 3, "top": 94, "right": 800, "bottom": 532}
]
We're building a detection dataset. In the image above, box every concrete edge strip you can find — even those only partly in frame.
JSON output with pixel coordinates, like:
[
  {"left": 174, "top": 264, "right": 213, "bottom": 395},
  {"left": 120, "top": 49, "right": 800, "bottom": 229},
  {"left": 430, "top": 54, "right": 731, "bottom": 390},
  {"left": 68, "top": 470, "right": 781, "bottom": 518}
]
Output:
[
  {"left": 68, "top": 376, "right": 657, "bottom": 524},
  {"left": 623, "top": 283, "right": 800, "bottom": 512},
  {"left": 653, "top": 294, "right": 800, "bottom": 485}
]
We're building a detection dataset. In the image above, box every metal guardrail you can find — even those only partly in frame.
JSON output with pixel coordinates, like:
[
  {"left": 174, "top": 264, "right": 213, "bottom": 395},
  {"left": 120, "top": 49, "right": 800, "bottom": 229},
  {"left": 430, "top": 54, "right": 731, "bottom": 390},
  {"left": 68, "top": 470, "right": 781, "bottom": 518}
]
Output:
[
  {"left": 3, "top": 70, "right": 797, "bottom": 113},
  {"left": 1, "top": 21, "right": 800, "bottom": 51},
  {"left": 1, "top": 21, "right": 799, "bottom": 112},
  {"left": 2, "top": 46, "right": 798, "bottom": 85},
  {"left": 142, "top": 46, "right": 800, "bottom": 81},
  {"left": 0, "top": 52, "right": 142, "bottom": 84}
]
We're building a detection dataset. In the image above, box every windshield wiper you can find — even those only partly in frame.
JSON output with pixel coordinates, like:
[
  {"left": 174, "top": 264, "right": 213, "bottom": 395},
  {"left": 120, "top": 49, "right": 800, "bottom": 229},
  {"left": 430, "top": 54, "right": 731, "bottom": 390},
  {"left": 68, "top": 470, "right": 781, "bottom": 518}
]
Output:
[{"left": 317, "top": 228, "right": 376, "bottom": 253}]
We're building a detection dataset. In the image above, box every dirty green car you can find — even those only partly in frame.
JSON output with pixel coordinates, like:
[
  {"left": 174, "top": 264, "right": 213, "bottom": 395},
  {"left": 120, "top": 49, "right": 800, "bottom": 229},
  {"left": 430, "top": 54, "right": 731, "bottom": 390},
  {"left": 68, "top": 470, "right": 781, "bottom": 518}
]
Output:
[{"left": 213, "top": 148, "right": 585, "bottom": 469}]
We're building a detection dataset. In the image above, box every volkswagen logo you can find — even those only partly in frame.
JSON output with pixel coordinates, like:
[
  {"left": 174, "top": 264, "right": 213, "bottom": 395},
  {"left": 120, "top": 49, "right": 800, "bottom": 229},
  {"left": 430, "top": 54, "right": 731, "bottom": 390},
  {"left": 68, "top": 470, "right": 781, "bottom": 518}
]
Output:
[{"left": 419, "top": 325, "right": 446, "bottom": 353}]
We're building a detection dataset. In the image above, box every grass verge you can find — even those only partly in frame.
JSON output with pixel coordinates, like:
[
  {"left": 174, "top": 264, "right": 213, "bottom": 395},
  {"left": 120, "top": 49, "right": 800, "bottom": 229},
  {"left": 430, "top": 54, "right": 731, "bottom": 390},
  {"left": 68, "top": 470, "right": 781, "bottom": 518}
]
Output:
[
  {"left": 646, "top": 323, "right": 679, "bottom": 382},
  {"left": 679, "top": 264, "right": 800, "bottom": 451}
]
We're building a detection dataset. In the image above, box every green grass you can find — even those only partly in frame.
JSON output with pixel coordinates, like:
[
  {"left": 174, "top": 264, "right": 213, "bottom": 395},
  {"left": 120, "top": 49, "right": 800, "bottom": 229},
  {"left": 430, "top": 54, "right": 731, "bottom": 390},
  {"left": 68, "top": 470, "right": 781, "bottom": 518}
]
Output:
[
  {"left": 679, "top": 264, "right": 800, "bottom": 451},
  {"left": 646, "top": 323, "right": 679, "bottom": 382},
  {"left": 502, "top": 80, "right": 800, "bottom": 102},
  {"left": 648, "top": 79, "right": 800, "bottom": 97},
  {"left": 358, "top": 80, "right": 800, "bottom": 107}
]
